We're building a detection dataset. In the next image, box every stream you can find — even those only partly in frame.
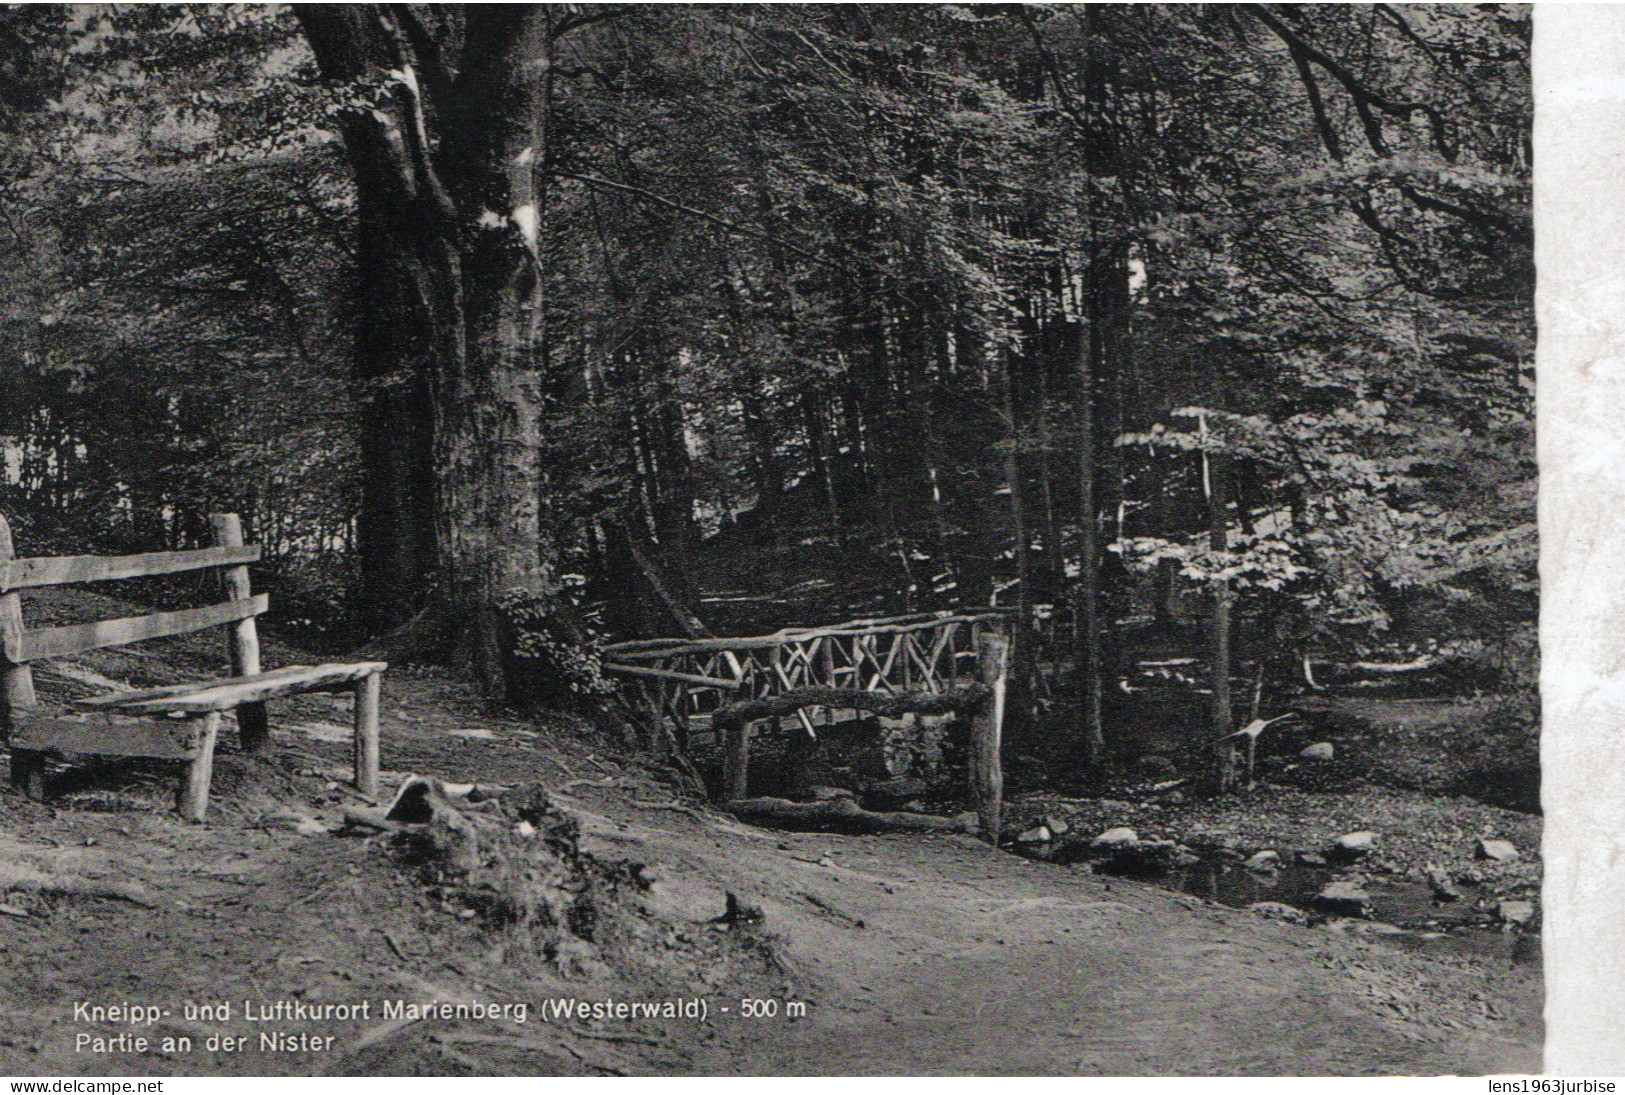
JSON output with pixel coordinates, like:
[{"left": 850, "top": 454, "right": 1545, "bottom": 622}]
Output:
[{"left": 1015, "top": 841, "right": 1536, "bottom": 966}]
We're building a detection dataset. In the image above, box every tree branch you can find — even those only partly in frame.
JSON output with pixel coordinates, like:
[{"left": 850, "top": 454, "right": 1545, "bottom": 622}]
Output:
[
  {"left": 1246, "top": 4, "right": 1456, "bottom": 163},
  {"left": 549, "top": 7, "right": 628, "bottom": 44},
  {"left": 389, "top": 4, "right": 457, "bottom": 120},
  {"left": 373, "top": 7, "right": 459, "bottom": 225},
  {"left": 1287, "top": 43, "right": 1344, "bottom": 162},
  {"left": 546, "top": 169, "right": 837, "bottom": 269},
  {"left": 1393, "top": 181, "right": 1530, "bottom": 248}
]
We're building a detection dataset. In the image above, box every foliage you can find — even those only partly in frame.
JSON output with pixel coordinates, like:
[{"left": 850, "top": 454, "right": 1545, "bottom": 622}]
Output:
[
  {"left": 0, "top": 5, "right": 1532, "bottom": 731},
  {"left": 498, "top": 588, "right": 618, "bottom": 701},
  {"left": 0, "top": 5, "right": 362, "bottom": 637}
]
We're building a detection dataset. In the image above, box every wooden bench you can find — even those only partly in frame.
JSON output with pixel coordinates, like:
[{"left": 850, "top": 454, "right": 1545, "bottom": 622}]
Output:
[{"left": 0, "top": 512, "right": 386, "bottom": 821}]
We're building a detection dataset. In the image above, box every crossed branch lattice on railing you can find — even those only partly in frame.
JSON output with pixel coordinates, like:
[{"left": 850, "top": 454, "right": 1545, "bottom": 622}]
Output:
[{"left": 602, "top": 611, "right": 1010, "bottom": 750}]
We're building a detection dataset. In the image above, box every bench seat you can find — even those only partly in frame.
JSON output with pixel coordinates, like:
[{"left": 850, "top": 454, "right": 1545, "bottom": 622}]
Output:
[
  {"left": 12, "top": 660, "right": 389, "bottom": 818},
  {"left": 74, "top": 662, "right": 389, "bottom": 714},
  {"left": 12, "top": 709, "right": 210, "bottom": 760}
]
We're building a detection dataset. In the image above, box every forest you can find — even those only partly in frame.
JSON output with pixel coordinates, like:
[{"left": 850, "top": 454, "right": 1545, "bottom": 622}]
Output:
[
  {"left": 0, "top": 3, "right": 1533, "bottom": 787},
  {"left": 0, "top": 3, "right": 1543, "bottom": 1078}
]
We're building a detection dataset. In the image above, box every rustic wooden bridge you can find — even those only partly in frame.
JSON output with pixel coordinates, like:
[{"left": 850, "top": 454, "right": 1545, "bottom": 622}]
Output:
[
  {"left": 602, "top": 610, "right": 1008, "bottom": 745},
  {"left": 602, "top": 611, "right": 1011, "bottom": 838}
]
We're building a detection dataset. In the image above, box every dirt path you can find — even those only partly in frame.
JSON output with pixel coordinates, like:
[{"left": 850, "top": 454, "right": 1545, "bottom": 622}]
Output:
[
  {"left": 0, "top": 666, "right": 1541, "bottom": 1076},
  {"left": 556, "top": 787, "right": 1540, "bottom": 1075}
]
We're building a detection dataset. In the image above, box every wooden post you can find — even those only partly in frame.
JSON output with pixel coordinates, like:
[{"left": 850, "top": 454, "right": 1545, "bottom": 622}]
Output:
[
  {"left": 722, "top": 718, "right": 751, "bottom": 802},
  {"left": 969, "top": 631, "right": 1008, "bottom": 844},
  {"left": 178, "top": 712, "right": 222, "bottom": 822},
  {"left": 643, "top": 685, "right": 665, "bottom": 753},
  {"left": 353, "top": 671, "right": 381, "bottom": 798},
  {"left": 819, "top": 637, "right": 835, "bottom": 727},
  {"left": 210, "top": 514, "right": 268, "bottom": 752},
  {"left": 1202, "top": 414, "right": 1236, "bottom": 791},
  {"left": 673, "top": 677, "right": 691, "bottom": 751},
  {"left": 0, "top": 513, "right": 43, "bottom": 797}
]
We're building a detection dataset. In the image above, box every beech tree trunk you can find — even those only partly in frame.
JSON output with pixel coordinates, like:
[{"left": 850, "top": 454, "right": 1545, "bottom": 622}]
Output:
[
  {"left": 440, "top": 8, "right": 556, "bottom": 697},
  {"left": 297, "top": 9, "right": 453, "bottom": 634},
  {"left": 298, "top": 6, "right": 559, "bottom": 701}
]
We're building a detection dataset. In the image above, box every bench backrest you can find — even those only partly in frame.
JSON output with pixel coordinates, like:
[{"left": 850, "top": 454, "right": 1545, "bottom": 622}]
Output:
[{"left": 0, "top": 512, "right": 264, "bottom": 718}]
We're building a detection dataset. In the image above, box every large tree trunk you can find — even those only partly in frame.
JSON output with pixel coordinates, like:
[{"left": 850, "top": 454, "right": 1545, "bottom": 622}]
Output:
[
  {"left": 350, "top": 219, "right": 440, "bottom": 634},
  {"left": 298, "top": 5, "right": 556, "bottom": 702},
  {"left": 297, "top": 7, "right": 454, "bottom": 634},
  {"left": 436, "top": 6, "right": 554, "bottom": 698}
]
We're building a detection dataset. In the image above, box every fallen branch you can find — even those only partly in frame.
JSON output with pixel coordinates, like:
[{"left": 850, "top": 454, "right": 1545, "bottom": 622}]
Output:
[
  {"left": 616, "top": 520, "right": 714, "bottom": 639},
  {"left": 350, "top": 601, "right": 455, "bottom": 663},
  {"left": 348, "top": 973, "right": 478, "bottom": 1055},
  {"left": 292, "top": 879, "right": 337, "bottom": 907},
  {"left": 628, "top": 799, "right": 705, "bottom": 820},
  {"left": 439, "top": 1031, "right": 566, "bottom": 1057},
  {"left": 341, "top": 806, "right": 395, "bottom": 831},
  {"left": 430, "top": 1038, "right": 497, "bottom": 1073},
  {"left": 437, "top": 1029, "right": 630, "bottom": 1074},
  {"left": 377, "top": 929, "right": 411, "bottom": 962},
  {"left": 557, "top": 777, "right": 625, "bottom": 792},
  {"left": 799, "top": 890, "right": 866, "bottom": 928},
  {"left": 725, "top": 795, "right": 974, "bottom": 835},
  {"left": 1351, "top": 655, "right": 1446, "bottom": 673}
]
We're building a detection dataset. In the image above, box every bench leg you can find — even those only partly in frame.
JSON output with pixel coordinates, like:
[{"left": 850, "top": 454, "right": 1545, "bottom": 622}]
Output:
[
  {"left": 178, "top": 713, "right": 222, "bottom": 823},
  {"left": 9, "top": 748, "right": 47, "bottom": 801},
  {"left": 236, "top": 701, "right": 270, "bottom": 753},
  {"left": 353, "top": 672, "right": 381, "bottom": 799}
]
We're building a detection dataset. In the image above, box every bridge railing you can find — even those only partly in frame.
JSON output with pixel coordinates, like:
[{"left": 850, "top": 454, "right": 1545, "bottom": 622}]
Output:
[{"left": 602, "top": 610, "right": 1012, "bottom": 750}]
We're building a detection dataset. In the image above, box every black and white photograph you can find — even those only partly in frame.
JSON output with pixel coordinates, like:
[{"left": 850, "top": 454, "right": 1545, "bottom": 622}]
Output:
[{"left": 0, "top": 2, "right": 1551, "bottom": 1078}]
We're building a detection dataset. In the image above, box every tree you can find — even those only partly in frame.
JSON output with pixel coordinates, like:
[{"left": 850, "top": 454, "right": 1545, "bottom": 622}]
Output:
[{"left": 294, "top": 6, "right": 614, "bottom": 698}]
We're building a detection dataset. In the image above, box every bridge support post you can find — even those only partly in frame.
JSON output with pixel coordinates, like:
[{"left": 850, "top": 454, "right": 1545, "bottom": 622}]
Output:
[
  {"left": 969, "top": 631, "right": 1008, "bottom": 844},
  {"left": 722, "top": 718, "right": 751, "bottom": 801}
]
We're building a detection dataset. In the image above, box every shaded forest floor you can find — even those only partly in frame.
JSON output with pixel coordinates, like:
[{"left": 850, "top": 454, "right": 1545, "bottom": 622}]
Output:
[{"left": 0, "top": 589, "right": 1540, "bottom": 1076}]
